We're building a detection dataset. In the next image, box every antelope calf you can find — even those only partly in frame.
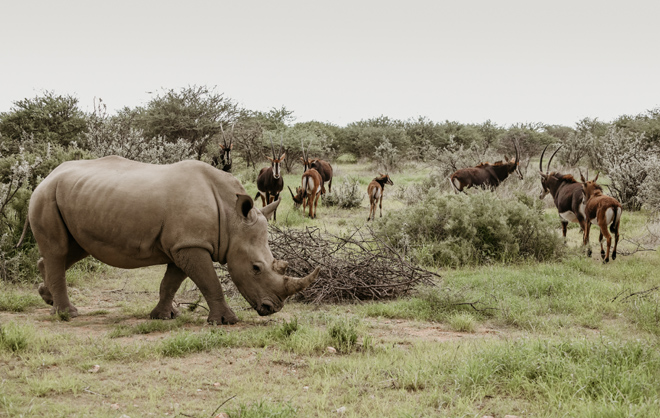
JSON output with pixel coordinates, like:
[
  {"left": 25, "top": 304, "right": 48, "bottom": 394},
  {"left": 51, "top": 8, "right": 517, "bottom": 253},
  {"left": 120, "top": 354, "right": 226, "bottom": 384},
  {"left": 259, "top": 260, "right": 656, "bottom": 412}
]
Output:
[
  {"left": 255, "top": 135, "right": 286, "bottom": 221},
  {"left": 289, "top": 168, "right": 324, "bottom": 219},
  {"left": 580, "top": 172, "right": 622, "bottom": 263},
  {"left": 300, "top": 139, "right": 333, "bottom": 193},
  {"left": 367, "top": 173, "right": 394, "bottom": 221},
  {"left": 450, "top": 141, "right": 522, "bottom": 192}
]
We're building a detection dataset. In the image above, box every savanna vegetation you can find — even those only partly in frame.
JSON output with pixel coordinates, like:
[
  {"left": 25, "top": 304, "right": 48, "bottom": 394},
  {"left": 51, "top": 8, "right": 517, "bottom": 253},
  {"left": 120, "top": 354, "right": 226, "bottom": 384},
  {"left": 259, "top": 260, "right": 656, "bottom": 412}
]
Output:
[{"left": 1, "top": 87, "right": 660, "bottom": 417}]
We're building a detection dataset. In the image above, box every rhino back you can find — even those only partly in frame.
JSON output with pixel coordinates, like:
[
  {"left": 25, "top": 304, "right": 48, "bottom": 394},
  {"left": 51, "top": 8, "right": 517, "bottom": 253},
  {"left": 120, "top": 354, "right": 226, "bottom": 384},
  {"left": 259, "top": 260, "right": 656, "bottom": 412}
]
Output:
[{"left": 31, "top": 156, "right": 242, "bottom": 267}]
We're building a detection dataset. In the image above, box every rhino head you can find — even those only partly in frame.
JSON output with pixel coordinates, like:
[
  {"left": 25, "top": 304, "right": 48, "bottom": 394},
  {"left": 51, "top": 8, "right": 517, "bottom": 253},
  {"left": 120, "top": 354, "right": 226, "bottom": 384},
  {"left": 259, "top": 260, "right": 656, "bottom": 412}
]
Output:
[{"left": 226, "top": 195, "right": 320, "bottom": 316}]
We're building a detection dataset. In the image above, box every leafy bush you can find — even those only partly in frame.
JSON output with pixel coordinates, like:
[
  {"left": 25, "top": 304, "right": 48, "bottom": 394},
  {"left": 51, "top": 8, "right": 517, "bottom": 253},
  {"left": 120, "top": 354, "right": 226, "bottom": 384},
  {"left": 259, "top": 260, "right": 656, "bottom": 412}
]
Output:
[
  {"left": 375, "top": 190, "right": 563, "bottom": 267},
  {"left": 335, "top": 153, "right": 357, "bottom": 164},
  {"left": 589, "top": 127, "right": 654, "bottom": 211},
  {"left": 323, "top": 176, "right": 363, "bottom": 209},
  {"left": 373, "top": 136, "right": 399, "bottom": 172}
]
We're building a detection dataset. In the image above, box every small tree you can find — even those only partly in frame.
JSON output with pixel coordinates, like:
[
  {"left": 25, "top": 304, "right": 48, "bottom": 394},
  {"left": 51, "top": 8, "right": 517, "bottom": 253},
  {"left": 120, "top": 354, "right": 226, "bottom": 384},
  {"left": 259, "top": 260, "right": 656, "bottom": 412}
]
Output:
[
  {"left": 591, "top": 127, "right": 653, "bottom": 211},
  {"left": 136, "top": 86, "right": 239, "bottom": 160},
  {"left": 0, "top": 91, "right": 88, "bottom": 152},
  {"left": 374, "top": 136, "right": 399, "bottom": 172}
]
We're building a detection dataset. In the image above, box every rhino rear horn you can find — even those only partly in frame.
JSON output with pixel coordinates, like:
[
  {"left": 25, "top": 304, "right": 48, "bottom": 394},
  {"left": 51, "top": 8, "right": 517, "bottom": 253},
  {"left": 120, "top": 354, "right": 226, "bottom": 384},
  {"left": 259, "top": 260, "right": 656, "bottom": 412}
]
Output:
[
  {"left": 283, "top": 266, "right": 321, "bottom": 295},
  {"left": 260, "top": 198, "right": 281, "bottom": 220}
]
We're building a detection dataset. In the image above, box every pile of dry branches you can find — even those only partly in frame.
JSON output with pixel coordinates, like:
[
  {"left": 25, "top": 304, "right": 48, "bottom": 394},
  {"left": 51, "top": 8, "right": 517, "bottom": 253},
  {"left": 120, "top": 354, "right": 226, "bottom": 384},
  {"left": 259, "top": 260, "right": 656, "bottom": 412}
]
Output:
[{"left": 267, "top": 225, "right": 440, "bottom": 304}]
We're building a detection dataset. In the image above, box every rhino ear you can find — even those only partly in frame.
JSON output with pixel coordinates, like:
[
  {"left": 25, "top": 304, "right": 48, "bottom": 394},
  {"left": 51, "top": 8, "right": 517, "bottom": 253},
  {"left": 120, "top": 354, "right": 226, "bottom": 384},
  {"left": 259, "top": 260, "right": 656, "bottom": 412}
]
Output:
[
  {"left": 260, "top": 198, "right": 281, "bottom": 220},
  {"left": 236, "top": 194, "right": 254, "bottom": 218}
]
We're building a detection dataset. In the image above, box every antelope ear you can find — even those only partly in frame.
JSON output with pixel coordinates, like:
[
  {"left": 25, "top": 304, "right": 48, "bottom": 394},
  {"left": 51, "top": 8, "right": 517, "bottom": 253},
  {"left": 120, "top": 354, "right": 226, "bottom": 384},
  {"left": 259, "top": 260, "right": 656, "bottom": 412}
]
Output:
[
  {"left": 539, "top": 171, "right": 548, "bottom": 179},
  {"left": 280, "top": 153, "right": 286, "bottom": 160},
  {"left": 579, "top": 169, "right": 586, "bottom": 183},
  {"left": 504, "top": 155, "right": 509, "bottom": 161},
  {"left": 593, "top": 172, "right": 599, "bottom": 182},
  {"left": 230, "top": 144, "right": 233, "bottom": 150},
  {"left": 266, "top": 156, "right": 274, "bottom": 163}
]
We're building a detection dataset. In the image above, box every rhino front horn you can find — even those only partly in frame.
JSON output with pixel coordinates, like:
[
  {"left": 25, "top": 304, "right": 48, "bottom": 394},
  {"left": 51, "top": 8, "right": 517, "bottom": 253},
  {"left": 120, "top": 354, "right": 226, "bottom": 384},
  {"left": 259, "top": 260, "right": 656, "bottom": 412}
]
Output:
[{"left": 284, "top": 267, "right": 321, "bottom": 295}]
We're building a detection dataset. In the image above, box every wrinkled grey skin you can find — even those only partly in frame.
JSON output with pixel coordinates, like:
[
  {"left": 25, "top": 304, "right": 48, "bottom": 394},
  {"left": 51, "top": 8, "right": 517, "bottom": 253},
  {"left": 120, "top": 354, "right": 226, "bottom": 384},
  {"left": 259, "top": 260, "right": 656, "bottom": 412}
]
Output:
[{"left": 28, "top": 156, "right": 320, "bottom": 324}]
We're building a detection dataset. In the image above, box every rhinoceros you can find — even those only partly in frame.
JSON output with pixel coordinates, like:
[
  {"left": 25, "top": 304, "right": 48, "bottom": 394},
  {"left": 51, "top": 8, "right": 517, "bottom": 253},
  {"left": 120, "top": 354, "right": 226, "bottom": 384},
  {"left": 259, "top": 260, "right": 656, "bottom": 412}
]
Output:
[{"left": 26, "top": 156, "right": 320, "bottom": 324}]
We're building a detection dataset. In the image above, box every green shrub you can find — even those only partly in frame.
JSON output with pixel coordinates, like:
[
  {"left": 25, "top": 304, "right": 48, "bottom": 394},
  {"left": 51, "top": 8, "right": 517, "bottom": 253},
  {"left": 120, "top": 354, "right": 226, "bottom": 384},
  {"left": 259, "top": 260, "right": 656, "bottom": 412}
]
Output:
[
  {"left": 336, "top": 153, "right": 357, "bottom": 164},
  {"left": 375, "top": 190, "right": 563, "bottom": 267},
  {"left": 323, "top": 176, "right": 363, "bottom": 209}
]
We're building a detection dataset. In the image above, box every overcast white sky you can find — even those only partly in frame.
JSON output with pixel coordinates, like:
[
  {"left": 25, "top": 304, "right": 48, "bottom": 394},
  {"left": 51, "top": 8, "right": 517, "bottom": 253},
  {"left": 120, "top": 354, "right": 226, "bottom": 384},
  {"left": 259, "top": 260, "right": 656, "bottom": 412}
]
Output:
[{"left": 1, "top": 0, "right": 658, "bottom": 127}]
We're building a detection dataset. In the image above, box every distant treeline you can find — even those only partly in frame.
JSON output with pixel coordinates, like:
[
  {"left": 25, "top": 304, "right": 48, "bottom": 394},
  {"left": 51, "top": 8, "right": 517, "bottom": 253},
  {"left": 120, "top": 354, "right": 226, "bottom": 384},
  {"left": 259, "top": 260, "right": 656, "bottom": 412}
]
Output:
[{"left": 1, "top": 86, "right": 659, "bottom": 280}]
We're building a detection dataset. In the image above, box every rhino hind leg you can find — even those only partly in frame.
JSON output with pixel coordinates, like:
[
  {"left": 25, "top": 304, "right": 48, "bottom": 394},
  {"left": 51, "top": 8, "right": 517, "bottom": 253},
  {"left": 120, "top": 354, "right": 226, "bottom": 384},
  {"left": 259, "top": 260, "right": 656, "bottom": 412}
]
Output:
[
  {"left": 38, "top": 244, "right": 88, "bottom": 318},
  {"left": 173, "top": 248, "right": 238, "bottom": 325},
  {"left": 150, "top": 263, "right": 186, "bottom": 320}
]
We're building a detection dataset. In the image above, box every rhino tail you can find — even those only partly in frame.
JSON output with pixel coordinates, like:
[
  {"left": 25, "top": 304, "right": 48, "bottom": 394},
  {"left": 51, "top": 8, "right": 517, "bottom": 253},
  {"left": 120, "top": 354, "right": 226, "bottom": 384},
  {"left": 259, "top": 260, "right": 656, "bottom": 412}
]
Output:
[{"left": 16, "top": 216, "right": 30, "bottom": 248}]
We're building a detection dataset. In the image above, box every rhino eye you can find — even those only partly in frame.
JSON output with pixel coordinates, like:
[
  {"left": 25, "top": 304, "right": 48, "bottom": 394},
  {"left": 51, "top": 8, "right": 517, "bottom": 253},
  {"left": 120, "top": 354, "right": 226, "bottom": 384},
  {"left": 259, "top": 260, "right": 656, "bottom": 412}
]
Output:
[{"left": 252, "top": 264, "right": 261, "bottom": 274}]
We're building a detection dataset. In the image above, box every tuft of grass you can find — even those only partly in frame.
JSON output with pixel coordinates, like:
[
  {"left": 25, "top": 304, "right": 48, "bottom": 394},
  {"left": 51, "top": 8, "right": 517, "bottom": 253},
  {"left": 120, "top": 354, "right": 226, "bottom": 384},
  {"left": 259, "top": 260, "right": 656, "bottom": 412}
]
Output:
[
  {"left": 0, "top": 288, "right": 42, "bottom": 312},
  {"left": 448, "top": 312, "right": 477, "bottom": 332},
  {"left": 0, "top": 321, "right": 34, "bottom": 352},
  {"left": 328, "top": 318, "right": 360, "bottom": 353}
]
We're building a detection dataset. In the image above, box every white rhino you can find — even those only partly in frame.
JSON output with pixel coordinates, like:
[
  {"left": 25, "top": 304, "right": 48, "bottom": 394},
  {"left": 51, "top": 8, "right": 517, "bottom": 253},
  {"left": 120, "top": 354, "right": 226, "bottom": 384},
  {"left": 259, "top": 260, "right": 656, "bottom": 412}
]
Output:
[{"left": 27, "top": 156, "right": 320, "bottom": 324}]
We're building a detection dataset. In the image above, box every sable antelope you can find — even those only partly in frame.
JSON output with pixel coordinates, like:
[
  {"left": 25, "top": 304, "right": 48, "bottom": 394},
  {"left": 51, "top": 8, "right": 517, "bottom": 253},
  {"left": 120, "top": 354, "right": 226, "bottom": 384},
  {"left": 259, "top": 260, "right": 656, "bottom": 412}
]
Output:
[
  {"left": 300, "top": 139, "right": 333, "bottom": 193},
  {"left": 580, "top": 171, "right": 622, "bottom": 263},
  {"left": 212, "top": 125, "right": 233, "bottom": 172},
  {"left": 539, "top": 145, "right": 587, "bottom": 242},
  {"left": 288, "top": 169, "right": 324, "bottom": 219},
  {"left": 450, "top": 142, "right": 522, "bottom": 192},
  {"left": 367, "top": 173, "right": 394, "bottom": 221},
  {"left": 255, "top": 135, "right": 286, "bottom": 221}
]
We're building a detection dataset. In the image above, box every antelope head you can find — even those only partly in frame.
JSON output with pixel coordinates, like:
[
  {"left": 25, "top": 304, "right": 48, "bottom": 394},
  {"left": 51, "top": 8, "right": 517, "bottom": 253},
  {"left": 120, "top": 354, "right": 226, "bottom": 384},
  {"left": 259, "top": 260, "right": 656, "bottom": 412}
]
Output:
[
  {"left": 219, "top": 124, "right": 234, "bottom": 166},
  {"left": 539, "top": 144, "right": 562, "bottom": 199},
  {"left": 508, "top": 141, "right": 523, "bottom": 180},
  {"left": 579, "top": 169, "right": 601, "bottom": 202},
  {"left": 267, "top": 134, "right": 286, "bottom": 180},
  {"left": 299, "top": 138, "right": 313, "bottom": 171}
]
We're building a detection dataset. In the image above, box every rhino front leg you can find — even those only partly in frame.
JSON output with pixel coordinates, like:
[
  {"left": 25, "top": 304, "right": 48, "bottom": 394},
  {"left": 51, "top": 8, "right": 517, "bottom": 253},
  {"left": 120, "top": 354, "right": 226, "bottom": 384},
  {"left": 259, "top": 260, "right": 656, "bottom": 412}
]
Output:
[
  {"left": 150, "top": 263, "right": 186, "bottom": 320},
  {"left": 173, "top": 248, "right": 238, "bottom": 325}
]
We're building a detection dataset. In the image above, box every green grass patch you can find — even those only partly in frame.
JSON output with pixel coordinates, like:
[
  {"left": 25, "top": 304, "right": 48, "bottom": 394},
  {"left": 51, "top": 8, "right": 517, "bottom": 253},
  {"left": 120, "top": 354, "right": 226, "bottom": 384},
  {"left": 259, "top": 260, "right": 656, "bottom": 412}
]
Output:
[{"left": 0, "top": 286, "right": 42, "bottom": 312}]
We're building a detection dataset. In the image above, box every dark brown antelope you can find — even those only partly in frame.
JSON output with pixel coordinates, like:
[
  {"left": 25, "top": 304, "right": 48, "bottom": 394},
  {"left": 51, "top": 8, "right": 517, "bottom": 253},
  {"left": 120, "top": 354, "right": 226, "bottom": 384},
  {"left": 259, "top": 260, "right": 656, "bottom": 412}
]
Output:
[
  {"left": 367, "top": 173, "right": 394, "bottom": 221},
  {"left": 450, "top": 142, "right": 522, "bottom": 192},
  {"left": 538, "top": 145, "right": 587, "bottom": 242},
  {"left": 300, "top": 139, "right": 333, "bottom": 193},
  {"left": 211, "top": 124, "right": 233, "bottom": 172},
  {"left": 288, "top": 168, "right": 324, "bottom": 219},
  {"left": 255, "top": 135, "right": 286, "bottom": 221},
  {"left": 580, "top": 171, "right": 622, "bottom": 263}
]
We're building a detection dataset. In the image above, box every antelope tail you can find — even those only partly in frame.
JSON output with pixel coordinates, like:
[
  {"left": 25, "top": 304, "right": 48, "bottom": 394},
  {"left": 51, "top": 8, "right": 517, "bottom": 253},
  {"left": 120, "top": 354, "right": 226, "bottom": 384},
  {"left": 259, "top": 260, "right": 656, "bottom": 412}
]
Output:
[
  {"left": 302, "top": 176, "right": 309, "bottom": 199},
  {"left": 448, "top": 176, "right": 459, "bottom": 193},
  {"left": 610, "top": 207, "right": 622, "bottom": 234}
]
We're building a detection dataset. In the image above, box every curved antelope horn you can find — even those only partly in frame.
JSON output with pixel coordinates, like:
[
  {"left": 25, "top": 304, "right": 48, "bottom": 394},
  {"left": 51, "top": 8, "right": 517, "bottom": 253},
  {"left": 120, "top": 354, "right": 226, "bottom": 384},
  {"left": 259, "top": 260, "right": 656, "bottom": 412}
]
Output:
[
  {"left": 283, "top": 267, "right": 321, "bottom": 295},
  {"left": 287, "top": 185, "right": 296, "bottom": 199},
  {"left": 546, "top": 145, "right": 563, "bottom": 174},
  {"left": 268, "top": 134, "right": 277, "bottom": 159},
  {"left": 513, "top": 140, "right": 520, "bottom": 165},
  {"left": 220, "top": 124, "right": 228, "bottom": 148},
  {"left": 539, "top": 144, "right": 549, "bottom": 173}
]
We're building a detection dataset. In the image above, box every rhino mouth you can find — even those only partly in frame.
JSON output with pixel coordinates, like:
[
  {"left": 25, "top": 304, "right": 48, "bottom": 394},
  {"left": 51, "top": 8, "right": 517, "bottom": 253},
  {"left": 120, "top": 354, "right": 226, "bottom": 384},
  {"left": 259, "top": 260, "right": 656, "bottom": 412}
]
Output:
[{"left": 256, "top": 301, "right": 281, "bottom": 316}]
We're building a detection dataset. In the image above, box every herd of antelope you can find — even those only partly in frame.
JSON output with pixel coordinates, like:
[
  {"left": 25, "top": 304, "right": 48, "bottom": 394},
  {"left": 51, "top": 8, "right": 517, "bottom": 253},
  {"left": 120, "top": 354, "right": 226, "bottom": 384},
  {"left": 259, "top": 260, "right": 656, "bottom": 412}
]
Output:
[
  {"left": 450, "top": 141, "right": 622, "bottom": 263},
  {"left": 216, "top": 131, "right": 621, "bottom": 263}
]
